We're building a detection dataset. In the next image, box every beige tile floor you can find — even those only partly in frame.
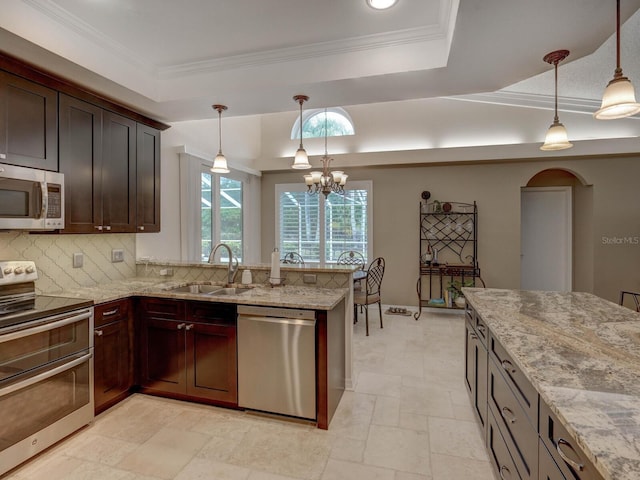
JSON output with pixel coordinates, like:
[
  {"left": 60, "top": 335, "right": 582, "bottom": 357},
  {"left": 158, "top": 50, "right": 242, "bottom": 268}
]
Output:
[{"left": 4, "top": 308, "right": 494, "bottom": 480}]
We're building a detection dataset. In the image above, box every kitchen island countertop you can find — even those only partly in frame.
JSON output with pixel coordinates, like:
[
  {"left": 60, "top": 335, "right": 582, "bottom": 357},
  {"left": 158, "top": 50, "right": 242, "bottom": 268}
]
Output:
[{"left": 463, "top": 287, "right": 640, "bottom": 480}]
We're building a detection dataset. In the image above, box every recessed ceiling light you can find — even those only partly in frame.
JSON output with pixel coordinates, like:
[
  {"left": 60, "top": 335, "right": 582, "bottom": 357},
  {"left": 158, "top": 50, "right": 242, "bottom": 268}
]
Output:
[{"left": 366, "top": 0, "right": 398, "bottom": 10}]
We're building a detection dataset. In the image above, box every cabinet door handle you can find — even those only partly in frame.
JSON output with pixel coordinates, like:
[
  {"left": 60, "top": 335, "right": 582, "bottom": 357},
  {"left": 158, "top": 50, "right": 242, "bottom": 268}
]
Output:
[
  {"left": 501, "top": 359, "right": 516, "bottom": 374},
  {"left": 95, "top": 225, "right": 103, "bottom": 231},
  {"left": 138, "top": 226, "right": 145, "bottom": 231},
  {"left": 469, "top": 333, "right": 478, "bottom": 340},
  {"left": 102, "top": 309, "right": 118, "bottom": 317},
  {"left": 105, "top": 226, "right": 112, "bottom": 231},
  {"left": 177, "top": 323, "right": 186, "bottom": 330},
  {"left": 185, "top": 324, "right": 194, "bottom": 331},
  {"left": 557, "top": 438, "right": 584, "bottom": 472},
  {"left": 94, "top": 329, "right": 103, "bottom": 336},
  {"left": 499, "top": 465, "right": 512, "bottom": 479},
  {"left": 500, "top": 407, "right": 516, "bottom": 424},
  {"left": 477, "top": 324, "right": 486, "bottom": 334}
]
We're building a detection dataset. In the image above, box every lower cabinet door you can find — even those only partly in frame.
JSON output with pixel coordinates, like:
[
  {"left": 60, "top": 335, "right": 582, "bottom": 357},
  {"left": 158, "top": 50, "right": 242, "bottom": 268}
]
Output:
[
  {"left": 139, "top": 318, "right": 186, "bottom": 394},
  {"left": 94, "top": 318, "right": 132, "bottom": 413},
  {"left": 185, "top": 323, "right": 237, "bottom": 404},
  {"left": 487, "top": 409, "right": 523, "bottom": 480},
  {"left": 539, "top": 439, "right": 566, "bottom": 480}
]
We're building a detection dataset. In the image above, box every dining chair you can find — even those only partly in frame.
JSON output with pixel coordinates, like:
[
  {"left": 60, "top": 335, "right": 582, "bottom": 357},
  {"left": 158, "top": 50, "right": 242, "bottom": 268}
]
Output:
[
  {"left": 354, "top": 257, "right": 385, "bottom": 336},
  {"left": 619, "top": 290, "right": 640, "bottom": 312},
  {"left": 337, "top": 251, "right": 366, "bottom": 268},
  {"left": 281, "top": 252, "right": 305, "bottom": 264}
]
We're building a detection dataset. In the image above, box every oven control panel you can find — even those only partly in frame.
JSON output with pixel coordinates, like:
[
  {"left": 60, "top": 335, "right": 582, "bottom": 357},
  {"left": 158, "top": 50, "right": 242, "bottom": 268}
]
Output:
[{"left": 0, "top": 261, "right": 38, "bottom": 285}]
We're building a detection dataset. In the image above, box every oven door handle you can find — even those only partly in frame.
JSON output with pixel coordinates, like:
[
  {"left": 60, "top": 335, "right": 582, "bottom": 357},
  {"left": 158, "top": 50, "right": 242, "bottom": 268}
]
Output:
[
  {"left": 0, "top": 352, "right": 91, "bottom": 398},
  {"left": 0, "top": 310, "right": 92, "bottom": 344}
]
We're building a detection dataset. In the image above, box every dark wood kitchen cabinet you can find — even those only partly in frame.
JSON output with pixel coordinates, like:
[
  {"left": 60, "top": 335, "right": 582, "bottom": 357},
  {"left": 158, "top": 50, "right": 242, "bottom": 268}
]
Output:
[
  {"left": 136, "top": 124, "right": 161, "bottom": 233},
  {"left": 0, "top": 70, "right": 58, "bottom": 171},
  {"left": 137, "top": 298, "right": 238, "bottom": 405},
  {"left": 59, "top": 94, "right": 140, "bottom": 233},
  {"left": 94, "top": 299, "right": 133, "bottom": 414},
  {"left": 464, "top": 305, "right": 488, "bottom": 431}
]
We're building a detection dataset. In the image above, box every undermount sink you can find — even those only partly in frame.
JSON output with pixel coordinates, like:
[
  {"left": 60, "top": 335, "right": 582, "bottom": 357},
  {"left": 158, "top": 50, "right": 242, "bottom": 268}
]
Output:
[{"left": 166, "top": 284, "right": 252, "bottom": 296}]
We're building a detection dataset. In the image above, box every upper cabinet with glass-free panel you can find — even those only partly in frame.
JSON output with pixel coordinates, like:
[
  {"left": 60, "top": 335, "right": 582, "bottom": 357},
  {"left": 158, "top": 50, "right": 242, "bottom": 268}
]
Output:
[{"left": 0, "top": 70, "right": 58, "bottom": 171}]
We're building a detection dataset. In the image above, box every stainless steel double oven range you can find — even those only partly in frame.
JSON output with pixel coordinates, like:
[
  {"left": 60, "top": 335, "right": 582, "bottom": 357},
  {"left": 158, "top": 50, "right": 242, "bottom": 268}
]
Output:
[{"left": 0, "top": 260, "right": 94, "bottom": 476}]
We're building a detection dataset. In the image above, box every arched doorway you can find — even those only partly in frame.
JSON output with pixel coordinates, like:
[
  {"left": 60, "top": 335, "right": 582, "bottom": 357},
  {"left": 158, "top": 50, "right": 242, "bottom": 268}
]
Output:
[{"left": 520, "top": 169, "right": 593, "bottom": 292}]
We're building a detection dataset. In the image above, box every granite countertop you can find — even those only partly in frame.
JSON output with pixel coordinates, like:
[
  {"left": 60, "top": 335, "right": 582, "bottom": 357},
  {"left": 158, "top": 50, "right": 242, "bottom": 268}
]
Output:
[
  {"left": 463, "top": 288, "right": 640, "bottom": 480},
  {"left": 47, "top": 277, "right": 347, "bottom": 311},
  {"left": 138, "top": 259, "right": 362, "bottom": 274}
]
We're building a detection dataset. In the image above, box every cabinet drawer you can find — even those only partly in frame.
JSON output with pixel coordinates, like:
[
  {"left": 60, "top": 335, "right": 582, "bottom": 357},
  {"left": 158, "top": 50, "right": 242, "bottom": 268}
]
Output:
[
  {"left": 138, "top": 297, "right": 184, "bottom": 320},
  {"left": 539, "top": 438, "right": 566, "bottom": 480},
  {"left": 487, "top": 409, "right": 523, "bottom": 480},
  {"left": 95, "top": 299, "right": 130, "bottom": 327},
  {"left": 489, "top": 359, "right": 538, "bottom": 480},
  {"left": 539, "top": 401, "right": 604, "bottom": 480},
  {"left": 475, "top": 312, "right": 488, "bottom": 346},
  {"left": 489, "top": 333, "right": 537, "bottom": 423}
]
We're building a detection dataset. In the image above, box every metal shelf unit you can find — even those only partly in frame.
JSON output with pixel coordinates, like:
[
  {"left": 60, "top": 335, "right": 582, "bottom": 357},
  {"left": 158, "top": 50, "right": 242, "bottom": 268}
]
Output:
[{"left": 415, "top": 201, "right": 485, "bottom": 319}]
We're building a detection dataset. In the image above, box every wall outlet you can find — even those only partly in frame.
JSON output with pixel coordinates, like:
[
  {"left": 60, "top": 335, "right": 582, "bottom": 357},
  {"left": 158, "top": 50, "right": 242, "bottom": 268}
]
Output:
[
  {"left": 72, "top": 252, "right": 83, "bottom": 268},
  {"left": 159, "top": 268, "right": 174, "bottom": 276},
  {"left": 111, "top": 249, "right": 124, "bottom": 263},
  {"left": 303, "top": 274, "right": 317, "bottom": 284}
]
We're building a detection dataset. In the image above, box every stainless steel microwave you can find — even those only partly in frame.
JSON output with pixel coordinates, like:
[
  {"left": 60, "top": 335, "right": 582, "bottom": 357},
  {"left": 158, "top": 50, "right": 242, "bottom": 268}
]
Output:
[{"left": 0, "top": 163, "right": 64, "bottom": 230}]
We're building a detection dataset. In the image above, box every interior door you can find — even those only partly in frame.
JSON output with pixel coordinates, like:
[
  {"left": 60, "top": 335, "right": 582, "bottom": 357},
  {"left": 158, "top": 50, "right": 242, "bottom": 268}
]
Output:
[{"left": 521, "top": 187, "right": 572, "bottom": 291}]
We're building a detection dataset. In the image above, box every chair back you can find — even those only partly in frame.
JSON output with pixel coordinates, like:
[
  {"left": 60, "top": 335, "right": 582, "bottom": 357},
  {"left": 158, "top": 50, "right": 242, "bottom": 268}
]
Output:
[
  {"left": 619, "top": 290, "right": 640, "bottom": 312},
  {"left": 365, "top": 257, "right": 385, "bottom": 296},
  {"left": 281, "top": 252, "right": 305, "bottom": 264},
  {"left": 337, "top": 251, "right": 366, "bottom": 269}
]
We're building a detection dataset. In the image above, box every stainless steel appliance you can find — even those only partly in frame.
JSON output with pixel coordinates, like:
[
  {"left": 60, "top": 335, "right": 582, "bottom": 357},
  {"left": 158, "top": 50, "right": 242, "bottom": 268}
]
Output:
[
  {"left": 0, "top": 163, "right": 64, "bottom": 230},
  {"left": 0, "top": 261, "right": 94, "bottom": 476},
  {"left": 237, "top": 305, "right": 316, "bottom": 420}
]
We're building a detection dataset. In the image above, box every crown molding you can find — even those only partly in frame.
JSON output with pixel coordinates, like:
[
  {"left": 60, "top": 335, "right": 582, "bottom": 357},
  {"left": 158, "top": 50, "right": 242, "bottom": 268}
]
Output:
[
  {"left": 23, "top": 0, "right": 157, "bottom": 74},
  {"left": 158, "top": 25, "right": 445, "bottom": 79},
  {"left": 446, "top": 91, "right": 608, "bottom": 116}
]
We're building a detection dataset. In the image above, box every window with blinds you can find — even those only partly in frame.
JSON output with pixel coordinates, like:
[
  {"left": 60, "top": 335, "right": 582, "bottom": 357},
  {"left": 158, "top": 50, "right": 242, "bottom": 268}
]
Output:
[{"left": 277, "top": 183, "right": 371, "bottom": 265}]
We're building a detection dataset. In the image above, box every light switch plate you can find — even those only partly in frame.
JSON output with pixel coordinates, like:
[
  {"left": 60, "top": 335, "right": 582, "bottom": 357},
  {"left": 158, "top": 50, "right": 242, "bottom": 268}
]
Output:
[
  {"left": 111, "top": 249, "right": 124, "bottom": 263},
  {"left": 73, "top": 252, "right": 83, "bottom": 268}
]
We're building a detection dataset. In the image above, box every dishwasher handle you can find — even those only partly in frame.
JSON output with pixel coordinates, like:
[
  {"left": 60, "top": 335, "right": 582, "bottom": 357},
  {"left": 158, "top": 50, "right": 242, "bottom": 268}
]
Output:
[
  {"left": 237, "top": 305, "right": 316, "bottom": 321},
  {"left": 239, "top": 314, "right": 315, "bottom": 328}
]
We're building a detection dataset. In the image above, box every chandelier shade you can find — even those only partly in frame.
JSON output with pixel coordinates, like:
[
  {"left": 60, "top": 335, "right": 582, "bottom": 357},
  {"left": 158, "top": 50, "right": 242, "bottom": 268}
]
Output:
[{"left": 211, "top": 104, "right": 230, "bottom": 173}]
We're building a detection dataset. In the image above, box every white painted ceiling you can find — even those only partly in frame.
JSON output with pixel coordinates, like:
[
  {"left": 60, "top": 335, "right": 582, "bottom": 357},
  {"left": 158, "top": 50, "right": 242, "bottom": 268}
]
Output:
[{"left": 1, "top": 0, "right": 640, "bottom": 123}]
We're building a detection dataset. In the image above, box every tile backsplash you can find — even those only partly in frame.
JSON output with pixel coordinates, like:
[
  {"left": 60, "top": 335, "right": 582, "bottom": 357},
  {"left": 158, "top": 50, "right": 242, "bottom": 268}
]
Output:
[{"left": 0, "top": 232, "right": 135, "bottom": 293}]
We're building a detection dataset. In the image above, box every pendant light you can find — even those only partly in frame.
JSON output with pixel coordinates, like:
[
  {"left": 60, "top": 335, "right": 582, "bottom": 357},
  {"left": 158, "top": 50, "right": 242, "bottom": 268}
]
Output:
[
  {"left": 292, "top": 94, "right": 311, "bottom": 169},
  {"left": 594, "top": 0, "right": 640, "bottom": 119},
  {"left": 211, "top": 104, "right": 230, "bottom": 174},
  {"left": 540, "top": 50, "right": 573, "bottom": 151}
]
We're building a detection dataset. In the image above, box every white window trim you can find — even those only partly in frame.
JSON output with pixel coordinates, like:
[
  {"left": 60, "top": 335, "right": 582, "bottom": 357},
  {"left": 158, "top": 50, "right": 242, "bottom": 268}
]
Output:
[
  {"left": 290, "top": 107, "right": 355, "bottom": 139},
  {"left": 275, "top": 180, "right": 373, "bottom": 265},
  {"left": 178, "top": 150, "right": 261, "bottom": 263}
]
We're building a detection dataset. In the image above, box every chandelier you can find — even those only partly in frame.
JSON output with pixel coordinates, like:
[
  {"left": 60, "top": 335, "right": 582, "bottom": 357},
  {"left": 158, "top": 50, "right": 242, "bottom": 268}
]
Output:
[{"left": 303, "top": 109, "right": 348, "bottom": 198}]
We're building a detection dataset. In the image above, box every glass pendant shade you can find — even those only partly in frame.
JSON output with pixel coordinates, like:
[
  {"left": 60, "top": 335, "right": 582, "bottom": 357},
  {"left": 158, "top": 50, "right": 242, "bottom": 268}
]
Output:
[
  {"left": 292, "top": 94, "right": 311, "bottom": 169},
  {"left": 594, "top": 77, "right": 640, "bottom": 119},
  {"left": 540, "top": 121, "right": 573, "bottom": 151},
  {"left": 211, "top": 152, "right": 229, "bottom": 173},
  {"left": 292, "top": 147, "right": 311, "bottom": 169},
  {"left": 594, "top": 0, "right": 640, "bottom": 119},
  {"left": 211, "top": 104, "right": 230, "bottom": 174},
  {"left": 366, "top": 0, "right": 398, "bottom": 9}
]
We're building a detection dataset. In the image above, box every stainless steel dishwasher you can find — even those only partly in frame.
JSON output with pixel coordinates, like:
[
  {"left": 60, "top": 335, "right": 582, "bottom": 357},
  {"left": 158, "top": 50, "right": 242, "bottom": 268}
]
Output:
[{"left": 237, "top": 305, "right": 316, "bottom": 420}]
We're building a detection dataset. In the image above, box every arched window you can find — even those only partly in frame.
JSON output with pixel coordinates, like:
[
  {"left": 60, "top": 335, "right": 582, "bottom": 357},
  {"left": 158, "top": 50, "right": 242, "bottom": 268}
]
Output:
[{"left": 291, "top": 107, "right": 355, "bottom": 139}]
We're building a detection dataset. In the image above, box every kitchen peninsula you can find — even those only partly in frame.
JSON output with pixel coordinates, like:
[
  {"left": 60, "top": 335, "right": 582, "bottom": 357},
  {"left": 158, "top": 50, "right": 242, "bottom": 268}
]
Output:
[
  {"left": 464, "top": 288, "right": 640, "bottom": 480},
  {"left": 51, "top": 261, "right": 357, "bottom": 430}
]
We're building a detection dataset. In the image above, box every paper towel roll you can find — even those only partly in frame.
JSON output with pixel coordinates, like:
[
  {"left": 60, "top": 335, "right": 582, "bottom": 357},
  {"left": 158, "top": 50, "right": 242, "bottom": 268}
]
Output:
[{"left": 270, "top": 249, "right": 280, "bottom": 285}]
